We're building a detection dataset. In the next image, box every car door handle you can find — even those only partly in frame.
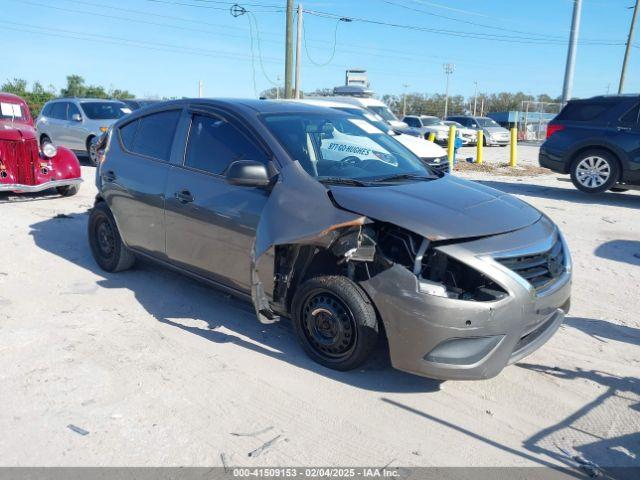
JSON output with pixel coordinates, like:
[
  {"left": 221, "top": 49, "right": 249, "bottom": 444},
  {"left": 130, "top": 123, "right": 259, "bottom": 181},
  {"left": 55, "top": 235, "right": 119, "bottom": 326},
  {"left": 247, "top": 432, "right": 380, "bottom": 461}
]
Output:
[
  {"left": 102, "top": 170, "right": 116, "bottom": 182},
  {"left": 175, "top": 190, "right": 194, "bottom": 203}
]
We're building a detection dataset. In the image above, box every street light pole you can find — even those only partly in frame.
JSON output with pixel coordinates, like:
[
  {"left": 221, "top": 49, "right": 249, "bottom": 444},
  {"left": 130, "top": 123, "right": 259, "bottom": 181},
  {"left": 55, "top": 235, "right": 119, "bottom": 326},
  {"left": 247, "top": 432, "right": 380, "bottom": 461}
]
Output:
[
  {"left": 443, "top": 63, "right": 454, "bottom": 119},
  {"left": 473, "top": 81, "right": 478, "bottom": 116},
  {"left": 562, "top": 0, "right": 583, "bottom": 104},
  {"left": 619, "top": 0, "right": 639, "bottom": 94},
  {"left": 402, "top": 83, "right": 410, "bottom": 117}
]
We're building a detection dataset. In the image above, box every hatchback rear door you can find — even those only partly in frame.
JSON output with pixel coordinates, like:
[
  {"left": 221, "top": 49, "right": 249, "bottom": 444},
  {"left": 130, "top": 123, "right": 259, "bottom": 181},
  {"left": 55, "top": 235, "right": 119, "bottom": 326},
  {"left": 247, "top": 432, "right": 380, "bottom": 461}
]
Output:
[{"left": 164, "top": 107, "right": 271, "bottom": 292}]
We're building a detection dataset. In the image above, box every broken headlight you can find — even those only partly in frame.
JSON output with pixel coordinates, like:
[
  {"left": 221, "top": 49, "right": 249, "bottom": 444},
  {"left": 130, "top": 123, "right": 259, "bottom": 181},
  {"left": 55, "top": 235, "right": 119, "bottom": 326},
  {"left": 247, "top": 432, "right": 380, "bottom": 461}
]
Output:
[{"left": 419, "top": 250, "right": 507, "bottom": 302}]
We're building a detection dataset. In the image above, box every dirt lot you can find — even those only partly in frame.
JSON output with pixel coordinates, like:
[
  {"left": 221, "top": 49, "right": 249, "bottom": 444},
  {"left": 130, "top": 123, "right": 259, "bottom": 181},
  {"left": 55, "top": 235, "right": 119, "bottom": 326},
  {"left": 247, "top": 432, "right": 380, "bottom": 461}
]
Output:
[{"left": 0, "top": 145, "right": 639, "bottom": 471}]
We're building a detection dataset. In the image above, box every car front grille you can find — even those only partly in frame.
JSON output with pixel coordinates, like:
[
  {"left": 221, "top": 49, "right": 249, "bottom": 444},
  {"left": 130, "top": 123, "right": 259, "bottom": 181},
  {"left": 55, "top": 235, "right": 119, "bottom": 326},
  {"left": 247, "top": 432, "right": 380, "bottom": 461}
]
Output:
[
  {"left": 423, "top": 157, "right": 450, "bottom": 174},
  {"left": 496, "top": 237, "right": 565, "bottom": 292}
]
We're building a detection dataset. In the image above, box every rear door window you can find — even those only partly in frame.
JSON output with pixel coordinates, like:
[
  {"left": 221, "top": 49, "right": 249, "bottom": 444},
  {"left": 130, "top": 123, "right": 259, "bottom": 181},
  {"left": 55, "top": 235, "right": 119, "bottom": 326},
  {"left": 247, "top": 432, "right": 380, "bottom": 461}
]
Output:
[
  {"left": 557, "top": 101, "right": 614, "bottom": 122},
  {"left": 184, "top": 114, "right": 268, "bottom": 175},
  {"left": 120, "top": 110, "right": 181, "bottom": 161}
]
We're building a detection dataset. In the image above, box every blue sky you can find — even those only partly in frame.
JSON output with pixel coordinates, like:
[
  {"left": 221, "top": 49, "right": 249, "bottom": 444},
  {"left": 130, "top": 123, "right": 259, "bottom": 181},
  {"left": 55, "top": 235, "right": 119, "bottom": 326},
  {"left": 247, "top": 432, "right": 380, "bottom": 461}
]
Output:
[{"left": 2, "top": 0, "right": 638, "bottom": 99}]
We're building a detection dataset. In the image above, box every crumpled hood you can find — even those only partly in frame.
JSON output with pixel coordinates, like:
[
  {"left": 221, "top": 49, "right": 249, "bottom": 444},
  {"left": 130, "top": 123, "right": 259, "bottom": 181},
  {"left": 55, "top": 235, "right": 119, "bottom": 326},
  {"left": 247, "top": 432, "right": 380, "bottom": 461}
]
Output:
[
  {"left": 0, "top": 122, "right": 37, "bottom": 142},
  {"left": 329, "top": 175, "right": 541, "bottom": 240}
]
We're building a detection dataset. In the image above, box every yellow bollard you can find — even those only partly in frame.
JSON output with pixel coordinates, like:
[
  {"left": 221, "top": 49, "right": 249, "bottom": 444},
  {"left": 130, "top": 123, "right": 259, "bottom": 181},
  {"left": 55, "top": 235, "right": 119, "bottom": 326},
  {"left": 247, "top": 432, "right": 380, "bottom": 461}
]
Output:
[
  {"left": 427, "top": 132, "right": 436, "bottom": 143},
  {"left": 447, "top": 124, "right": 456, "bottom": 171},
  {"left": 509, "top": 127, "right": 517, "bottom": 167},
  {"left": 476, "top": 130, "right": 483, "bottom": 164}
]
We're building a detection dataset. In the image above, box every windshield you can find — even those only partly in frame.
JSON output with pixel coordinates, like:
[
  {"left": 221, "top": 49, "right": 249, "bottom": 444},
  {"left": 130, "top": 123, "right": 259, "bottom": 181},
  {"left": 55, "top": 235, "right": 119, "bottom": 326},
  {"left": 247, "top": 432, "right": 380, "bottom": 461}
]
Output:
[
  {"left": 367, "top": 105, "right": 399, "bottom": 123},
  {"left": 477, "top": 117, "right": 500, "bottom": 127},
  {"left": 0, "top": 102, "right": 29, "bottom": 123},
  {"left": 262, "top": 112, "right": 434, "bottom": 184},
  {"left": 80, "top": 101, "right": 131, "bottom": 120}
]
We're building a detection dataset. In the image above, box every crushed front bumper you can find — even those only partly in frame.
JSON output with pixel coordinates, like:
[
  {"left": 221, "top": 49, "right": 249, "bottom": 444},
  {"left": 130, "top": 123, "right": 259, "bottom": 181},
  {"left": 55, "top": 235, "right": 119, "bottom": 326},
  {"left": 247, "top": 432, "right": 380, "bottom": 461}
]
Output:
[
  {"left": 360, "top": 216, "right": 572, "bottom": 380},
  {"left": 0, "top": 178, "right": 82, "bottom": 193}
]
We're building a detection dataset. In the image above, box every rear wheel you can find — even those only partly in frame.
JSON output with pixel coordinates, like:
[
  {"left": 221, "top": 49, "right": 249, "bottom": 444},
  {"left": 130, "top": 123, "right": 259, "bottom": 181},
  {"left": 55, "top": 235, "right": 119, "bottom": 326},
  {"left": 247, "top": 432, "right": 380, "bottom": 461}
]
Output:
[
  {"left": 88, "top": 202, "right": 135, "bottom": 272},
  {"left": 291, "top": 276, "right": 379, "bottom": 371},
  {"left": 570, "top": 149, "right": 620, "bottom": 193},
  {"left": 56, "top": 185, "right": 80, "bottom": 197}
]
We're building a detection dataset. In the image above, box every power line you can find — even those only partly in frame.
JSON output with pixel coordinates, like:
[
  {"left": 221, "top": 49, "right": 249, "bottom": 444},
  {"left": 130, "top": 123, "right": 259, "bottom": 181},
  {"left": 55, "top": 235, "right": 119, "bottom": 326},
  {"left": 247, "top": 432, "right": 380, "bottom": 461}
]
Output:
[
  {"left": 303, "top": 7, "right": 629, "bottom": 46},
  {"left": 303, "top": 18, "right": 341, "bottom": 67}
]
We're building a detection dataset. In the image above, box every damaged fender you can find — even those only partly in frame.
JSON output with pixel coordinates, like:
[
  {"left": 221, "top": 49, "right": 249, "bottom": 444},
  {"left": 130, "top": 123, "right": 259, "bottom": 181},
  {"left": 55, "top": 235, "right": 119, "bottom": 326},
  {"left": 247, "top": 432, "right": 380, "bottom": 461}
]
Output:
[{"left": 251, "top": 161, "right": 367, "bottom": 323}]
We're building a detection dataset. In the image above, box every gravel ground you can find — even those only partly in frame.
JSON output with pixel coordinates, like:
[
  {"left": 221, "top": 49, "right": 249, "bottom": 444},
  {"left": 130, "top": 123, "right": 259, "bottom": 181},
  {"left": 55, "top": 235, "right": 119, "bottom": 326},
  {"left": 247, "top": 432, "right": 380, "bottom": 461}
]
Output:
[{"left": 0, "top": 147, "right": 638, "bottom": 471}]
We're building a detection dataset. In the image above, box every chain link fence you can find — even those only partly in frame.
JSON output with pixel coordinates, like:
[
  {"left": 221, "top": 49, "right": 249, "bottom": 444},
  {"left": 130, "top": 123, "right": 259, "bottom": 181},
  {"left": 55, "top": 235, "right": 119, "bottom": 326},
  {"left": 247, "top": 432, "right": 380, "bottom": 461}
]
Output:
[{"left": 519, "top": 101, "right": 563, "bottom": 143}]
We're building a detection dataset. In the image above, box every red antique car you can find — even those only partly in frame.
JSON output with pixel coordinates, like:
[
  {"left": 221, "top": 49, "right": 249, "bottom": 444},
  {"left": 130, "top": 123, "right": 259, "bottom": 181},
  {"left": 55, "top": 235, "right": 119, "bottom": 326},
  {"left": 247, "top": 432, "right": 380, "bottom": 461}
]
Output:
[{"left": 0, "top": 92, "right": 82, "bottom": 196}]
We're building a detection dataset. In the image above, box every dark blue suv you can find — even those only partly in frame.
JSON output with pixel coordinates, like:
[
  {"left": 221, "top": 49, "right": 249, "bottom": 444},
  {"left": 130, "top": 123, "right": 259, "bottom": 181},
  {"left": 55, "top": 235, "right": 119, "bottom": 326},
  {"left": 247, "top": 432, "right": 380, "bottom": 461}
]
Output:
[{"left": 539, "top": 95, "right": 640, "bottom": 193}]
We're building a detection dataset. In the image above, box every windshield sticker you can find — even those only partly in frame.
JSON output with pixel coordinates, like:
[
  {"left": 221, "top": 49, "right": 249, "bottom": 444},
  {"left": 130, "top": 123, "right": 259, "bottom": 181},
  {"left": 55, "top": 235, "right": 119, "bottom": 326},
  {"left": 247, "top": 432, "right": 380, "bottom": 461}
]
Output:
[
  {"left": 348, "top": 118, "right": 383, "bottom": 135},
  {"left": 326, "top": 143, "right": 371, "bottom": 156}
]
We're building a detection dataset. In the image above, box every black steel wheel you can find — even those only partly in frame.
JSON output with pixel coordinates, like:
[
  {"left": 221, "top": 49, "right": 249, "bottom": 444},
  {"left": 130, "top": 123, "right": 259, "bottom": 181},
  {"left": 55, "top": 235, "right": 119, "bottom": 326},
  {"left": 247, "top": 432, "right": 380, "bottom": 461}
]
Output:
[
  {"left": 88, "top": 202, "right": 135, "bottom": 272},
  {"left": 292, "top": 276, "right": 379, "bottom": 371}
]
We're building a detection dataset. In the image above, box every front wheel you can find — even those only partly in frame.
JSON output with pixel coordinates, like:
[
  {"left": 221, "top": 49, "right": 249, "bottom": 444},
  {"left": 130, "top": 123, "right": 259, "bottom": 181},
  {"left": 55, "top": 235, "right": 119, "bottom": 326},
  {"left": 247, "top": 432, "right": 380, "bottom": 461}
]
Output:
[
  {"left": 570, "top": 150, "right": 620, "bottom": 193},
  {"left": 88, "top": 202, "right": 135, "bottom": 272},
  {"left": 291, "top": 276, "right": 379, "bottom": 371},
  {"left": 87, "top": 136, "right": 98, "bottom": 166}
]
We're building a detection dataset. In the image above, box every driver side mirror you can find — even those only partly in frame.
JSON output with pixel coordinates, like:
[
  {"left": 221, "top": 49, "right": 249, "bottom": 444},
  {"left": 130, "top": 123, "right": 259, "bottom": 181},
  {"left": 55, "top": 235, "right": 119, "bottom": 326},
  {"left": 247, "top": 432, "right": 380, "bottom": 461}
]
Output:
[
  {"left": 71, "top": 113, "right": 82, "bottom": 122},
  {"left": 226, "top": 160, "right": 271, "bottom": 187}
]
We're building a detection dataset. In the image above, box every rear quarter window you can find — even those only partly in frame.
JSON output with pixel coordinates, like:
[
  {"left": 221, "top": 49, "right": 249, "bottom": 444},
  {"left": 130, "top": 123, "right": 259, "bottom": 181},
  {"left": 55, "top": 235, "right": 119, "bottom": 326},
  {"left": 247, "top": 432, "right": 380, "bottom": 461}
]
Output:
[{"left": 556, "top": 102, "right": 614, "bottom": 122}]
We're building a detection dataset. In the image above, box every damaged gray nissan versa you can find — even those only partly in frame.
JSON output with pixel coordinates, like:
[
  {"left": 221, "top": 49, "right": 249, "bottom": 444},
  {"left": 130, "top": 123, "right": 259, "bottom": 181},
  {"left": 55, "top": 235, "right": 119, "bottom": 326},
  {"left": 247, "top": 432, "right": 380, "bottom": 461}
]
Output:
[{"left": 89, "top": 99, "right": 572, "bottom": 380}]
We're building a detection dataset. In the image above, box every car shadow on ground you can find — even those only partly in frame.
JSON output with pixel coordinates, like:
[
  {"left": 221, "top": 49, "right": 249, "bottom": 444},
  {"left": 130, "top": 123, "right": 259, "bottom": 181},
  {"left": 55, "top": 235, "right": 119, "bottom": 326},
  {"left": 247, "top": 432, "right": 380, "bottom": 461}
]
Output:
[
  {"left": 477, "top": 179, "right": 640, "bottom": 209},
  {"left": 564, "top": 316, "right": 640, "bottom": 347},
  {"left": 595, "top": 240, "right": 640, "bottom": 267},
  {"left": 518, "top": 363, "right": 640, "bottom": 474},
  {"left": 28, "top": 212, "right": 441, "bottom": 394}
]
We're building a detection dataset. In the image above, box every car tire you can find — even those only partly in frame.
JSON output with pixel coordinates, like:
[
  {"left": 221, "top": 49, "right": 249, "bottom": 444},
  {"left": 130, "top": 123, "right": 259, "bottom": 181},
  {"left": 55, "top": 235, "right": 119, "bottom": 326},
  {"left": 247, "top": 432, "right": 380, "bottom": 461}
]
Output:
[
  {"left": 610, "top": 187, "right": 629, "bottom": 192},
  {"left": 88, "top": 202, "right": 135, "bottom": 272},
  {"left": 291, "top": 275, "right": 379, "bottom": 371},
  {"left": 56, "top": 185, "right": 80, "bottom": 197},
  {"left": 87, "top": 136, "right": 97, "bottom": 166},
  {"left": 483, "top": 135, "right": 490, "bottom": 147},
  {"left": 570, "top": 149, "right": 620, "bottom": 194}
]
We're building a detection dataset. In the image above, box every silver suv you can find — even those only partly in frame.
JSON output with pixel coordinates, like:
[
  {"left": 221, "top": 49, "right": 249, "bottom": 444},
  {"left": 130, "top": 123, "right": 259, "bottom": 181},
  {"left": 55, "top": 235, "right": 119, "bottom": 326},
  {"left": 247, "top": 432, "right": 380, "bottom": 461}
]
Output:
[{"left": 36, "top": 98, "right": 132, "bottom": 164}]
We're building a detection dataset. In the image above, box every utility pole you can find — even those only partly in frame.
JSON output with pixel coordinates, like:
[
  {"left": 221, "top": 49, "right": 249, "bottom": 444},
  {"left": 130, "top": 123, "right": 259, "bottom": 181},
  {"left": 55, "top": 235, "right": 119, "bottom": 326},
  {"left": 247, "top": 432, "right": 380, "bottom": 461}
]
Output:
[
  {"left": 402, "top": 83, "right": 410, "bottom": 117},
  {"left": 443, "top": 63, "right": 454, "bottom": 119},
  {"left": 198, "top": 80, "right": 203, "bottom": 98},
  {"left": 562, "top": 0, "right": 583, "bottom": 104},
  {"left": 284, "top": 0, "right": 294, "bottom": 99},
  {"left": 619, "top": 0, "right": 639, "bottom": 94},
  {"left": 473, "top": 81, "right": 478, "bottom": 116},
  {"left": 294, "top": 4, "right": 303, "bottom": 99}
]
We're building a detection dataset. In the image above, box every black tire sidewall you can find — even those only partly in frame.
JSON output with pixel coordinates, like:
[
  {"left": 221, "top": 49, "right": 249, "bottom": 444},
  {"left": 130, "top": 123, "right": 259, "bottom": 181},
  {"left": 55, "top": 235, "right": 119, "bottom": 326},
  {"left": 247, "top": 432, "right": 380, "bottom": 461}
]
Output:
[
  {"left": 570, "top": 150, "right": 620, "bottom": 193},
  {"left": 291, "top": 276, "right": 379, "bottom": 371},
  {"left": 88, "top": 203, "right": 127, "bottom": 272}
]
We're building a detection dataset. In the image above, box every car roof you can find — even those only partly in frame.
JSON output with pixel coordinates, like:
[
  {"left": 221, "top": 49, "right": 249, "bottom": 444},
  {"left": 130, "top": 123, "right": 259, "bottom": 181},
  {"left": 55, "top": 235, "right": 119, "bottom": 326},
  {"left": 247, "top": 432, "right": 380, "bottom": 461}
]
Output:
[
  {"left": 182, "top": 98, "right": 347, "bottom": 115},
  {"left": 0, "top": 92, "right": 27, "bottom": 103},
  {"left": 289, "top": 98, "right": 364, "bottom": 110},
  {"left": 48, "top": 98, "right": 127, "bottom": 103}
]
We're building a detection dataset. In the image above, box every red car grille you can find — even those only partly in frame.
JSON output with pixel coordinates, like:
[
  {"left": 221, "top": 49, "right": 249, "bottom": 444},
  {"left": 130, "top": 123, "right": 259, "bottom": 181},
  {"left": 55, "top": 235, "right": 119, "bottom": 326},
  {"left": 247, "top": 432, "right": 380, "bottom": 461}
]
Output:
[{"left": 0, "top": 139, "right": 38, "bottom": 185}]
